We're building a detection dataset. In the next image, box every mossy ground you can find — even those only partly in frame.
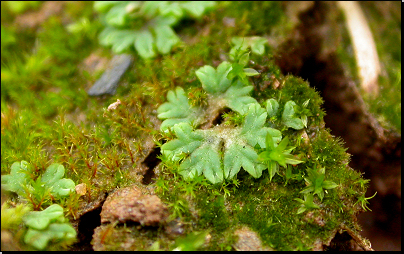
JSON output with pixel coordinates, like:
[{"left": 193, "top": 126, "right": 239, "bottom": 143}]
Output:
[{"left": 1, "top": 1, "right": 376, "bottom": 251}]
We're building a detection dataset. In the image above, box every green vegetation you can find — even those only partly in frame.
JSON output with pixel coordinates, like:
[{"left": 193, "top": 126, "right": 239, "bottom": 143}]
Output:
[
  {"left": 0, "top": 1, "right": 379, "bottom": 251},
  {"left": 95, "top": 1, "right": 216, "bottom": 59},
  {"left": 1, "top": 161, "right": 75, "bottom": 209},
  {"left": 23, "top": 204, "right": 77, "bottom": 250}
]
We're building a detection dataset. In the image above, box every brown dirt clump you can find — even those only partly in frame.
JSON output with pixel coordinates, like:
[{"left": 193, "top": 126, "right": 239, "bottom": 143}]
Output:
[{"left": 100, "top": 185, "right": 168, "bottom": 226}]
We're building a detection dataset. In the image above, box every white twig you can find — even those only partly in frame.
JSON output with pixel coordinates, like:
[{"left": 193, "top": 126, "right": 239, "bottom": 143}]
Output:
[{"left": 338, "top": 1, "right": 380, "bottom": 96}]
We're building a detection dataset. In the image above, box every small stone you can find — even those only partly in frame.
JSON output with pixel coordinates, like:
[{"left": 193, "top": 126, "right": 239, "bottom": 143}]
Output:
[
  {"left": 75, "top": 183, "right": 87, "bottom": 196},
  {"left": 107, "top": 99, "right": 122, "bottom": 111},
  {"left": 233, "top": 226, "right": 274, "bottom": 251},
  {"left": 100, "top": 185, "right": 168, "bottom": 226},
  {"left": 87, "top": 54, "right": 133, "bottom": 96}
]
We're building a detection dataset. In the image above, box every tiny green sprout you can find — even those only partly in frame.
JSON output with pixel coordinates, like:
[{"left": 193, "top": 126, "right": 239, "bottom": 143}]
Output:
[
  {"left": 294, "top": 193, "right": 320, "bottom": 214},
  {"left": 354, "top": 177, "right": 371, "bottom": 190},
  {"left": 258, "top": 132, "right": 304, "bottom": 182},
  {"left": 300, "top": 165, "right": 338, "bottom": 201},
  {"left": 266, "top": 98, "right": 279, "bottom": 119},
  {"left": 294, "top": 99, "right": 312, "bottom": 128},
  {"left": 284, "top": 164, "right": 304, "bottom": 186},
  {"left": 230, "top": 36, "right": 268, "bottom": 56},
  {"left": 222, "top": 111, "right": 245, "bottom": 126},
  {"left": 282, "top": 100, "right": 312, "bottom": 130},
  {"left": 354, "top": 192, "right": 377, "bottom": 212},
  {"left": 227, "top": 43, "right": 259, "bottom": 85},
  {"left": 168, "top": 199, "right": 187, "bottom": 219}
]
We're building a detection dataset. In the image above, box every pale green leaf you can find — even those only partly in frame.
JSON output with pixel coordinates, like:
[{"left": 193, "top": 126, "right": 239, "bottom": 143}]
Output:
[
  {"left": 154, "top": 24, "right": 180, "bottom": 54},
  {"left": 195, "top": 61, "right": 232, "bottom": 94},
  {"left": 179, "top": 144, "right": 223, "bottom": 184},
  {"left": 94, "top": 1, "right": 122, "bottom": 13},
  {"left": 1, "top": 161, "right": 32, "bottom": 196},
  {"left": 282, "top": 100, "right": 304, "bottom": 130},
  {"left": 158, "top": 1, "right": 183, "bottom": 19},
  {"left": 161, "top": 123, "right": 204, "bottom": 161},
  {"left": 266, "top": 98, "right": 279, "bottom": 117},
  {"left": 224, "top": 143, "right": 262, "bottom": 179},
  {"left": 224, "top": 80, "right": 257, "bottom": 114},
  {"left": 134, "top": 30, "right": 156, "bottom": 59},
  {"left": 41, "top": 164, "right": 75, "bottom": 198},
  {"left": 157, "top": 87, "right": 201, "bottom": 131},
  {"left": 98, "top": 27, "right": 137, "bottom": 53},
  {"left": 24, "top": 223, "right": 76, "bottom": 250},
  {"left": 180, "top": 1, "right": 216, "bottom": 18},
  {"left": 243, "top": 68, "right": 259, "bottom": 76},
  {"left": 105, "top": 3, "right": 129, "bottom": 26},
  {"left": 323, "top": 180, "right": 338, "bottom": 189},
  {"left": 23, "top": 204, "right": 65, "bottom": 230},
  {"left": 241, "top": 103, "right": 281, "bottom": 148}
]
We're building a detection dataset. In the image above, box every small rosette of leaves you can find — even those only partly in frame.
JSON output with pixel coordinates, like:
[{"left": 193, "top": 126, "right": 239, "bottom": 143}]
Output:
[
  {"left": 282, "top": 100, "right": 312, "bottom": 130},
  {"left": 230, "top": 36, "right": 268, "bottom": 57},
  {"left": 196, "top": 62, "right": 258, "bottom": 114},
  {"left": 300, "top": 165, "right": 338, "bottom": 201},
  {"left": 23, "top": 204, "right": 77, "bottom": 250},
  {"left": 1, "top": 161, "right": 76, "bottom": 203},
  {"left": 95, "top": 1, "right": 216, "bottom": 59},
  {"left": 227, "top": 45, "right": 260, "bottom": 85},
  {"left": 161, "top": 104, "right": 281, "bottom": 184},
  {"left": 258, "top": 132, "right": 304, "bottom": 181},
  {"left": 294, "top": 193, "right": 320, "bottom": 214},
  {"left": 158, "top": 61, "right": 258, "bottom": 131}
]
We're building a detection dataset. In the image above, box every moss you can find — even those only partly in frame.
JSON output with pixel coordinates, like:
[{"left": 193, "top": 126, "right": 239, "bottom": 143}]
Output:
[{"left": 1, "top": 1, "right": 372, "bottom": 251}]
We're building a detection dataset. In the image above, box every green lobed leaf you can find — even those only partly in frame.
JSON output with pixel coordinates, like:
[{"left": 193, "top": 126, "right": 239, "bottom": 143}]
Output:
[
  {"left": 41, "top": 163, "right": 75, "bottom": 198},
  {"left": 196, "top": 61, "right": 233, "bottom": 94},
  {"left": 179, "top": 1, "right": 216, "bottom": 18},
  {"left": 282, "top": 100, "right": 305, "bottom": 130},
  {"left": 94, "top": 1, "right": 123, "bottom": 13},
  {"left": 231, "top": 36, "right": 268, "bottom": 56},
  {"left": 266, "top": 98, "right": 279, "bottom": 118},
  {"left": 23, "top": 204, "right": 65, "bottom": 230},
  {"left": 224, "top": 143, "right": 264, "bottom": 179},
  {"left": 153, "top": 24, "right": 180, "bottom": 55},
  {"left": 157, "top": 87, "right": 201, "bottom": 131},
  {"left": 24, "top": 223, "right": 77, "bottom": 250},
  {"left": 158, "top": 1, "right": 183, "bottom": 19},
  {"left": 161, "top": 122, "right": 204, "bottom": 161},
  {"left": 241, "top": 103, "right": 281, "bottom": 148},
  {"left": 140, "top": 1, "right": 163, "bottom": 18},
  {"left": 179, "top": 142, "right": 223, "bottom": 184},
  {"left": 134, "top": 29, "right": 156, "bottom": 59},
  {"left": 223, "top": 80, "right": 258, "bottom": 114},
  {"left": 1, "top": 161, "right": 32, "bottom": 196},
  {"left": 98, "top": 27, "right": 138, "bottom": 54},
  {"left": 105, "top": 2, "right": 130, "bottom": 27}
]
